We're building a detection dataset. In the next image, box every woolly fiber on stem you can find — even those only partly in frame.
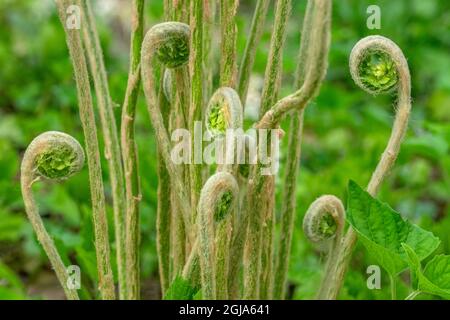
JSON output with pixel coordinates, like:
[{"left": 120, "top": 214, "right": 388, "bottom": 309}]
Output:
[
  {"left": 258, "top": 0, "right": 292, "bottom": 299},
  {"left": 219, "top": 0, "right": 239, "bottom": 87},
  {"left": 56, "top": 0, "right": 115, "bottom": 300},
  {"left": 80, "top": 1, "right": 127, "bottom": 299},
  {"left": 256, "top": 0, "right": 331, "bottom": 129},
  {"left": 237, "top": 0, "right": 270, "bottom": 104},
  {"left": 120, "top": 0, "right": 145, "bottom": 300},
  {"left": 272, "top": 0, "right": 320, "bottom": 300},
  {"left": 188, "top": 0, "right": 205, "bottom": 234}
]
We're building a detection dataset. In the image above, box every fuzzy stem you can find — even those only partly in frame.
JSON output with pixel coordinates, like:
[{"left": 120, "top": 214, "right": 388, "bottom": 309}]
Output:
[
  {"left": 272, "top": 0, "right": 317, "bottom": 300},
  {"left": 141, "top": 22, "right": 193, "bottom": 242},
  {"left": 203, "top": 0, "right": 215, "bottom": 106},
  {"left": 163, "top": 0, "right": 172, "bottom": 20},
  {"left": 258, "top": 0, "right": 292, "bottom": 300},
  {"left": 215, "top": 214, "right": 232, "bottom": 299},
  {"left": 157, "top": 148, "right": 172, "bottom": 294},
  {"left": 219, "top": 0, "right": 238, "bottom": 87},
  {"left": 157, "top": 73, "right": 178, "bottom": 289},
  {"left": 173, "top": 0, "right": 190, "bottom": 22},
  {"left": 327, "top": 35, "right": 412, "bottom": 300},
  {"left": 56, "top": 0, "right": 115, "bottom": 300},
  {"left": 237, "top": 0, "right": 270, "bottom": 104},
  {"left": 119, "top": 0, "right": 145, "bottom": 300},
  {"left": 79, "top": 1, "right": 127, "bottom": 299},
  {"left": 243, "top": 162, "right": 273, "bottom": 299},
  {"left": 21, "top": 132, "right": 84, "bottom": 300},
  {"left": 189, "top": 1, "right": 205, "bottom": 229},
  {"left": 259, "top": 0, "right": 291, "bottom": 116},
  {"left": 256, "top": 0, "right": 331, "bottom": 130},
  {"left": 272, "top": 112, "right": 303, "bottom": 300}
]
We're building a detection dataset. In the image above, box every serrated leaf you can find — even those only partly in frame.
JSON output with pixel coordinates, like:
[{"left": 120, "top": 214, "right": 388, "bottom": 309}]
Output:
[
  {"left": 403, "top": 244, "right": 450, "bottom": 299},
  {"left": 164, "top": 276, "right": 199, "bottom": 300},
  {"left": 347, "top": 180, "right": 440, "bottom": 276}
]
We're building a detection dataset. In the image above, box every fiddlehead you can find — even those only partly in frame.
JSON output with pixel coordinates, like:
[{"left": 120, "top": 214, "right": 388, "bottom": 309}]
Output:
[
  {"left": 205, "top": 87, "right": 243, "bottom": 175},
  {"left": 205, "top": 87, "right": 243, "bottom": 138},
  {"left": 328, "top": 35, "right": 412, "bottom": 299},
  {"left": 141, "top": 21, "right": 194, "bottom": 240},
  {"left": 303, "top": 195, "right": 346, "bottom": 300},
  {"left": 197, "top": 172, "right": 239, "bottom": 299},
  {"left": 303, "top": 195, "right": 345, "bottom": 249},
  {"left": 349, "top": 35, "right": 411, "bottom": 195},
  {"left": 21, "top": 131, "right": 85, "bottom": 300}
]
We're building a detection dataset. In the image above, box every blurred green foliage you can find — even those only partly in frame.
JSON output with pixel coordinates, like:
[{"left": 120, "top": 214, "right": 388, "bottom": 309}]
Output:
[{"left": 0, "top": 0, "right": 448, "bottom": 299}]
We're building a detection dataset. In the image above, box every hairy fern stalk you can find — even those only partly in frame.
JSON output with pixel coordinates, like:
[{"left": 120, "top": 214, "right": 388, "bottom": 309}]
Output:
[{"left": 20, "top": 0, "right": 424, "bottom": 300}]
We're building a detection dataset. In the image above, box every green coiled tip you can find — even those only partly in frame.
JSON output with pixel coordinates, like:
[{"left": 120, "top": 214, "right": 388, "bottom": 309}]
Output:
[
  {"left": 198, "top": 171, "right": 239, "bottom": 223},
  {"left": 26, "top": 131, "right": 85, "bottom": 181},
  {"left": 303, "top": 195, "right": 345, "bottom": 246},
  {"left": 214, "top": 191, "right": 233, "bottom": 222},
  {"left": 358, "top": 51, "right": 398, "bottom": 93},
  {"left": 205, "top": 87, "right": 243, "bottom": 137},
  {"left": 350, "top": 35, "right": 405, "bottom": 95},
  {"left": 149, "top": 22, "right": 190, "bottom": 68}
]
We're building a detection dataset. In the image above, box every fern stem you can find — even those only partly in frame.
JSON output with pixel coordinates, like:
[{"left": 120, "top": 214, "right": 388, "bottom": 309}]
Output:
[
  {"left": 272, "top": 112, "right": 303, "bottom": 299},
  {"left": 189, "top": 0, "right": 204, "bottom": 229},
  {"left": 272, "top": 0, "right": 316, "bottom": 300},
  {"left": 219, "top": 0, "right": 238, "bottom": 87},
  {"left": 158, "top": 73, "right": 178, "bottom": 289},
  {"left": 203, "top": 0, "right": 215, "bottom": 106},
  {"left": 56, "top": 0, "right": 115, "bottom": 300},
  {"left": 258, "top": 0, "right": 292, "bottom": 299},
  {"left": 256, "top": 0, "right": 331, "bottom": 130},
  {"left": 119, "top": 0, "right": 145, "bottom": 300},
  {"left": 237, "top": 0, "right": 270, "bottom": 104},
  {"left": 259, "top": 0, "right": 291, "bottom": 116},
  {"left": 79, "top": 1, "right": 127, "bottom": 299}
]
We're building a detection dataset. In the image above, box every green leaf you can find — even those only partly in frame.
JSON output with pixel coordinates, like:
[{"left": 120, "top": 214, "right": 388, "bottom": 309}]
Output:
[
  {"left": 424, "top": 256, "right": 450, "bottom": 292},
  {"left": 403, "top": 244, "right": 450, "bottom": 299},
  {"left": 347, "top": 180, "right": 440, "bottom": 276},
  {"left": 164, "top": 276, "right": 199, "bottom": 300}
]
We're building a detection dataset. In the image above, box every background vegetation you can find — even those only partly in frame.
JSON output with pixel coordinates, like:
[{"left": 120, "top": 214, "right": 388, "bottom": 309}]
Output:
[{"left": 0, "top": 0, "right": 449, "bottom": 299}]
